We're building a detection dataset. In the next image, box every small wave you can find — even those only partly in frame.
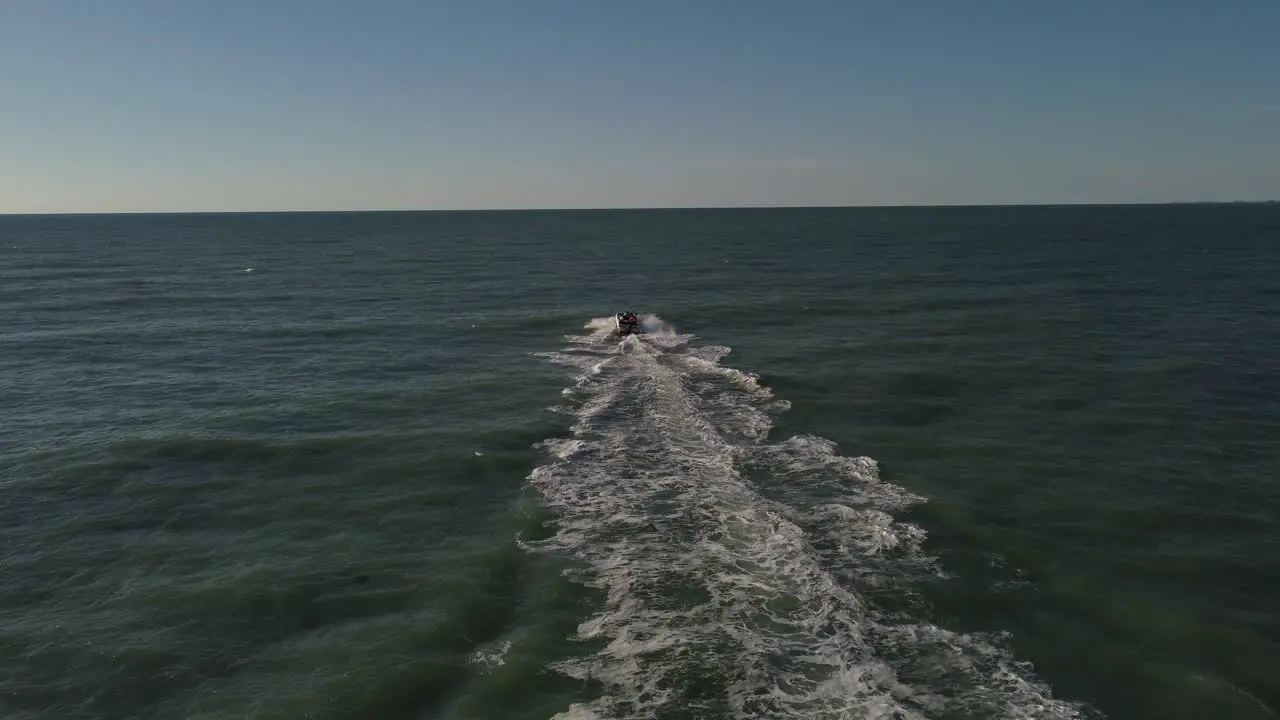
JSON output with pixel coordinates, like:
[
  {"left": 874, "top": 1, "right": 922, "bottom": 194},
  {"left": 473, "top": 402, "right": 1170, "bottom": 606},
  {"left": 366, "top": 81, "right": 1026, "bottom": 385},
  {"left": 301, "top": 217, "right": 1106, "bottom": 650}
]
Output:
[
  {"left": 526, "top": 316, "right": 1090, "bottom": 719},
  {"left": 468, "top": 639, "right": 513, "bottom": 670}
]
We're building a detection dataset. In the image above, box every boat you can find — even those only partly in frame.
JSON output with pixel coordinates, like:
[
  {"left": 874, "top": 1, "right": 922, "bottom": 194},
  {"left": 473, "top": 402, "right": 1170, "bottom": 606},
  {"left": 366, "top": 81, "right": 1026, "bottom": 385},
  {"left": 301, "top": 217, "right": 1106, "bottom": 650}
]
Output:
[{"left": 613, "top": 311, "right": 640, "bottom": 337}]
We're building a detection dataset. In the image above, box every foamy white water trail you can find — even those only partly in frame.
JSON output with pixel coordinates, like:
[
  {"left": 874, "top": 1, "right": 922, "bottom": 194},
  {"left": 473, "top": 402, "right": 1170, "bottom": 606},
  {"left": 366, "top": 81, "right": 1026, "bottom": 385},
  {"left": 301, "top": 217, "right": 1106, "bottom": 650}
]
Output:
[{"left": 525, "top": 316, "right": 1088, "bottom": 719}]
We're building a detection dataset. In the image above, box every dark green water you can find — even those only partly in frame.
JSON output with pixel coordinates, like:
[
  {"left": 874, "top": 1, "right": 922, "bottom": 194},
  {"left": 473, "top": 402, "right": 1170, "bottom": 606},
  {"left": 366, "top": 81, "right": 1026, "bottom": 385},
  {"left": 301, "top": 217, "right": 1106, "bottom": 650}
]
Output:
[{"left": 1, "top": 205, "right": 1276, "bottom": 719}]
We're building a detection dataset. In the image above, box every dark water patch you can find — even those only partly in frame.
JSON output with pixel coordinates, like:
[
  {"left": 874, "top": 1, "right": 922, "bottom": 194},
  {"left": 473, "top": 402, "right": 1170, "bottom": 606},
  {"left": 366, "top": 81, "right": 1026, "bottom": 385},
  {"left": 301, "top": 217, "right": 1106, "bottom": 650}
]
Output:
[
  {"left": 61, "top": 434, "right": 435, "bottom": 490},
  {"left": 880, "top": 284, "right": 1055, "bottom": 315},
  {"left": 2, "top": 289, "right": 315, "bottom": 316},
  {"left": 2, "top": 442, "right": 546, "bottom": 720},
  {"left": 142, "top": 543, "right": 533, "bottom": 720},
  {"left": 877, "top": 369, "right": 972, "bottom": 402},
  {"left": 0, "top": 265, "right": 153, "bottom": 284},
  {"left": 1033, "top": 578, "right": 1280, "bottom": 720}
]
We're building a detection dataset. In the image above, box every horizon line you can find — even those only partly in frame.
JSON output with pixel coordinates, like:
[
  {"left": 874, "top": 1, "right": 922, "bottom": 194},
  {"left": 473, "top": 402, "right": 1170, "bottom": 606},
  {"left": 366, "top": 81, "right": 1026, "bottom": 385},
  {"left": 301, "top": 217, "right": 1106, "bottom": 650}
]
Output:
[{"left": 1, "top": 199, "right": 1277, "bottom": 217}]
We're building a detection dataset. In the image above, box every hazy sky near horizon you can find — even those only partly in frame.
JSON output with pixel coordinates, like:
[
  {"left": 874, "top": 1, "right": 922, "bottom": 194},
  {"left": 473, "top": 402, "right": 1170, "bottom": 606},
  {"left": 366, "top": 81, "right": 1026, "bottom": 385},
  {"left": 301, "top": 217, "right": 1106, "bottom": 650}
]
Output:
[{"left": 2, "top": 1, "right": 1278, "bottom": 213}]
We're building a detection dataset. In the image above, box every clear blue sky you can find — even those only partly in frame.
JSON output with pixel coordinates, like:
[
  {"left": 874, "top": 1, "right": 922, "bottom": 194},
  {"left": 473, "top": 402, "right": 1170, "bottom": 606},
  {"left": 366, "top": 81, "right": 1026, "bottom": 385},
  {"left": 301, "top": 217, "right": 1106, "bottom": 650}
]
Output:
[{"left": 2, "top": 0, "right": 1277, "bottom": 212}]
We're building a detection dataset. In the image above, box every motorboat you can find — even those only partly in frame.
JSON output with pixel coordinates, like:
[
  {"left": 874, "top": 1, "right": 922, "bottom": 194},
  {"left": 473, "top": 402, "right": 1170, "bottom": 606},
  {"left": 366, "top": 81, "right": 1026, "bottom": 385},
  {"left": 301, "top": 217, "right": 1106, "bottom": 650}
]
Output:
[{"left": 613, "top": 311, "right": 640, "bottom": 337}]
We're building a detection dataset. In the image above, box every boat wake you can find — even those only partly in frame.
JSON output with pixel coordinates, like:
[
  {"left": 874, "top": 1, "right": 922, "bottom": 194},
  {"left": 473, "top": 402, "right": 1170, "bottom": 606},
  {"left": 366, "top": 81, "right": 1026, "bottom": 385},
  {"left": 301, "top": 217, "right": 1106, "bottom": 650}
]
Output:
[{"left": 525, "top": 316, "right": 1089, "bottom": 719}]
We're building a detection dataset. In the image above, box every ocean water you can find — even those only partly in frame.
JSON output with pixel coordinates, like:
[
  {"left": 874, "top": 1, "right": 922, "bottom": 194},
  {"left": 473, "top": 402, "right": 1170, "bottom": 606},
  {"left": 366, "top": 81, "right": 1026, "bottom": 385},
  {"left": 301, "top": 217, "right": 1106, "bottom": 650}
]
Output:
[{"left": 1, "top": 205, "right": 1277, "bottom": 720}]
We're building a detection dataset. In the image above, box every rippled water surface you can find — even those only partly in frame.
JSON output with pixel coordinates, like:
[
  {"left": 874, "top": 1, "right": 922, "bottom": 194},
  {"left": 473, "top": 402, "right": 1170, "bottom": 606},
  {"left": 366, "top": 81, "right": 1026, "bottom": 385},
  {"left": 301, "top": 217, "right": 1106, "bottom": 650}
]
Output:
[{"left": 1, "top": 205, "right": 1277, "bottom": 719}]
